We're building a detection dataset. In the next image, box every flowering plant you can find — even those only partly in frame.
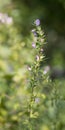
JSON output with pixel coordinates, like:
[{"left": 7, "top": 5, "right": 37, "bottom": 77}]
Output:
[
  {"left": 26, "top": 19, "right": 61, "bottom": 130},
  {"left": 26, "top": 19, "right": 50, "bottom": 130},
  {"left": 0, "top": 17, "right": 64, "bottom": 130}
]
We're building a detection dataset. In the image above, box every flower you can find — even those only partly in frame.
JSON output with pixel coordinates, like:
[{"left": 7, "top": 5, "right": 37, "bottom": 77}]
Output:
[
  {"left": 27, "top": 66, "right": 31, "bottom": 71},
  {"left": 43, "top": 66, "right": 50, "bottom": 74},
  {"left": 36, "top": 55, "right": 39, "bottom": 61},
  {"left": 35, "top": 19, "right": 40, "bottom": 26},
  {"left": 0, "top": 13, "right": 6, "bottom": 23},
  {"left": 6, "top": 17, "right": 13, "bottom": 25},
  {"left": 0, "top": 12, "right": 13, "bottom": 25},
  {"left": 32, "top": 42, "right": 36, "bottom": 48},
  {"left": 31, "top": 29, "right": 35, "bottom": 33},
  {"left": 35, "top": 98, "right": 40, "bottom": 103},
  {"left": 32, "top": 29, "right": 37, "bottom": 37},
  {"left": 40, "top": 48, "right": 44, "bottom": 52}
]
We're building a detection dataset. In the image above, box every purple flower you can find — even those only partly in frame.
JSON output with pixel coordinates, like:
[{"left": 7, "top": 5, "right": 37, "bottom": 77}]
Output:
[
  {"left": 33, "top": 32, "right": 37, "bottom": 37},
  {"left": 35, "top": 98, "right": 40, "bottom": 103},
  {"left": 43, "top": 66, "right": 50, "bottom": 74},
  {"left": 35, "top": 19, "right": 40, "bottom": 26},
  {"left": 6, "top": 17, "right": 13, "bottom": 25},
  {"left": 0, "top": 13, "right": 13, "bottom": 25},
  {"left": 32, "top": 42, "right": 36, "bottom": 48},
  {"left": 32, "top": 29, "right": 37, "bottom": 37}
]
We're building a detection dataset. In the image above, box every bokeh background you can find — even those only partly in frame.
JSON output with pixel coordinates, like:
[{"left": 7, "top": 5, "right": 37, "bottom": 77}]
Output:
[
  {"left": 1, "top": 0, "right": 65, "bottom": 67},
  {"left": 0, "top": 0, "right": 65, "bottom": 130}
]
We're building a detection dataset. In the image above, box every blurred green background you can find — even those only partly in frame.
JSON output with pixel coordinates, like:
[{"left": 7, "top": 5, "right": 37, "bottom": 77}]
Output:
[
  {"left": 1, "top": 0, "right": 65, "bottom": 67},
  {"left": 0, "top": 0, "right": 65, "bottom": 130}
]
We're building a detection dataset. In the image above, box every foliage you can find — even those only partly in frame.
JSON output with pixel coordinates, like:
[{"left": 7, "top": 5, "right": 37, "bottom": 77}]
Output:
[{"left": 0, "top": 1, "right": 65, "bottom": 130}]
